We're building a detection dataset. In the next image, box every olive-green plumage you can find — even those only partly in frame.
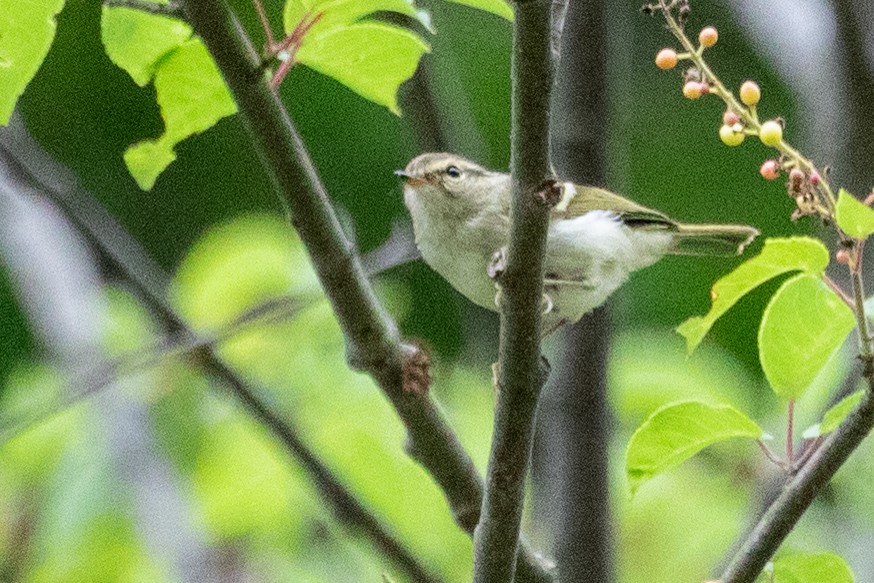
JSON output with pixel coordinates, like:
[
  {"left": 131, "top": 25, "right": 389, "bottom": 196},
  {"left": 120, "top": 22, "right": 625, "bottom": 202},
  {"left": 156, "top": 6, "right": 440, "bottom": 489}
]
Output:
[{"left": 399, "top": 153, "right": 758, "bottom": 334}]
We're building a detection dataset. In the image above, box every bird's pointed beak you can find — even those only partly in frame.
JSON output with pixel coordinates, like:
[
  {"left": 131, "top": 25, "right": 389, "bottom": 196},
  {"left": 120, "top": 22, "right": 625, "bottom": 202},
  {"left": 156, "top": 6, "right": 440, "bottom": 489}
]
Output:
[{"left": 395, "top": 169, "right": 426, "bottom": 186}]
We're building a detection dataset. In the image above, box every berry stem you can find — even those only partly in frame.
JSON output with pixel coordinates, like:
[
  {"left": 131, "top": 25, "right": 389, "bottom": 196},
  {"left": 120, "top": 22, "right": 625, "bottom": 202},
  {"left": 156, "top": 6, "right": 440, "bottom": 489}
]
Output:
[{"left": 656, "top": 0, "right": 837, "bottom": 215}]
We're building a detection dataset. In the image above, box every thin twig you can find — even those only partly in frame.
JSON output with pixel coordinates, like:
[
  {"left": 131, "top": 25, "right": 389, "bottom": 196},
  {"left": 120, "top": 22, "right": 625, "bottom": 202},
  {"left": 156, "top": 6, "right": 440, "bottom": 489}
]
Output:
[
  {"left": 250, "top": 0, "right": 276, "bottom": 48},
  {"left": 0, "top": 126, "right": 442, "bottom": 583},
  {"left": 103, "top": 0, "right": 185, "bottom": 19},
  {"left": 823, "top": 274, "right": 855, "bottom": 309},
  {"left": 785, "top": 399, "right": 795, "bottom": 468},
  {"left": 472, "top": 0, "right": 557, "bottom": 580},
  {"left": 175, "top": 2, "right": 553, "bottom": 580},
  {"left": 756, "top": 440, "right": 785, "bottom": 470},
  {"left": 791, "top": 437, "right": 822, "bottom": 473}
]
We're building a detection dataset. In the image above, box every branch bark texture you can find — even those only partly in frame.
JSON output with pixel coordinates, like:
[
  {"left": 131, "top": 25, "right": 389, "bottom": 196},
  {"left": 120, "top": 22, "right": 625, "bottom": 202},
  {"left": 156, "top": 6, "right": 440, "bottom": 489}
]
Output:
[
  {"left": 473, "top": 0, "right": 556, "bottom": 580},
  {"left": 179, "top": 1, "right": 552, "bottom": 580}
]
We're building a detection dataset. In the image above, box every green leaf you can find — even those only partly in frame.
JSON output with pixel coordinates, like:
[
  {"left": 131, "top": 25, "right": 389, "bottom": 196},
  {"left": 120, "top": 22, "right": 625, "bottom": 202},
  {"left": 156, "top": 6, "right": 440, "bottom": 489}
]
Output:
[
  {"left": 445, "top": 0, "right": 513, "bottom": 20},
  {"left": 765, "top": 553, "right": 854, "bottom": 583},
  {"left": 102, "top": 3, "right": 233, "bottom": 188},
  {"left": 100, "top": 5, "right": 192, "bottom": 87},
  {"left": 283, "top": 0, "right": 430, "bottom": 113},
  {"left": 802, "top": 389, "right": 865, "bottom": 439},
  {"left": 0, "top": 0, "right": 66, "bottom": 125},
  {"left": 759, "top": 274, "right": 855, "bottom": 400},
  {"left": 835, "top": 188, "right": 874, "bottom": 240},
  {"left": 677, "top": 237, "right": 830, "bottom": 352},
  {"left": 625, "top": 400, "right": 763, "bottom": 495},
  {"left": 297, "top": 23, "right": 428, "bottom": 114},
  {"left": 284, "top": 0, "right": 432, "bottom": 33},
  {"left": 123, "top": 39, "right": 237, "bottom": 189}
]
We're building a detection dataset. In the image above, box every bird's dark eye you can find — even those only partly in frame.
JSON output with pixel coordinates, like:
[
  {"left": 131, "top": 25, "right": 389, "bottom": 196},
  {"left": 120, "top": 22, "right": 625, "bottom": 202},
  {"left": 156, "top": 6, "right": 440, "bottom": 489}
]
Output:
[{"left": 445, "top": 165, "right": 462, "bottom": 179}]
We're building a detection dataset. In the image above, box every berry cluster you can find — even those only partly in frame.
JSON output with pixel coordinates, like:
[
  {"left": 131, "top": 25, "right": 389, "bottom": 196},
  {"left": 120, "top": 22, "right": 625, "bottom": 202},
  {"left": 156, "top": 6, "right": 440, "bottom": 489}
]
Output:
[{"left": 647, "top": 0, "right": 837, "bottom": 223}]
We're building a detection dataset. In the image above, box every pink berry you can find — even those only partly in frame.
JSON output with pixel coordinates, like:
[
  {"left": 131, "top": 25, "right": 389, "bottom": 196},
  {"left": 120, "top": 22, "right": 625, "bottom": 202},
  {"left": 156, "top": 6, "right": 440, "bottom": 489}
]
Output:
[
  {"left": 759, "top": 160, "right": 779, "bottom": 180},
  {"left": 836, "top": 249, "right": 850, "bottom": 265},
  {"left": 655, "top": 48, "right": 678, "bottom": 70},
  {"left": 723, "top": 111, "right": 740, "bottom": 126},
  {"left": 789, "top": 168, "right": 805, "bottom": 186},
  {"left": 810, "top": 171, "right": 821, "bottom": 186}
]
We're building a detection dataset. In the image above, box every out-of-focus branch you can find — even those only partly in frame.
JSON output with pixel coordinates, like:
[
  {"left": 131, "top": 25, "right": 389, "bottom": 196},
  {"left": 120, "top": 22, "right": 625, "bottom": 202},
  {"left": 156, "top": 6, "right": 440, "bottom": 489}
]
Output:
[
  {"left": 472, "top": 0, "right": 556, "bottom": 580},
  {"left": 175, "top": 2, "right": 552, "bottom": 580},
  {"left": 0, "top": 123, "right": 442, "bottom": 583},
  {"left": 533, "top": 0, "right": 614, "bottom": 578}
]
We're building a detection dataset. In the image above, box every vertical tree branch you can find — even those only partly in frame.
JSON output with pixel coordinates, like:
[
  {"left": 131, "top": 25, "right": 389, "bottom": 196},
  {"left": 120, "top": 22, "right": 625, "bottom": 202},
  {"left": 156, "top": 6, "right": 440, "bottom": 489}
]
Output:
[
  {"left": 473, "top": 0, "right": 556, "bottom": 580},
  {"left": 533, "top": 0, "right": 614, "bottom": 578},
  {"left": 177, "top": 1, "right": 553, "bottom": 580}
]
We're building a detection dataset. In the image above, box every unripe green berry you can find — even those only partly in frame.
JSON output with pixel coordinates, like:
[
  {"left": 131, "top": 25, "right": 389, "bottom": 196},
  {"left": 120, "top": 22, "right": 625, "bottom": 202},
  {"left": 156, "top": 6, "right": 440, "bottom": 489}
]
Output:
[
  {"left": 699, "top": 26, "right": 718, "bottom": 48},
  {"left": 759, "top": 160, "right": 779, "bottom": 180},
  {"left": 683, "top": 81, "right": 704, "bottom": 99},
  {"left": 739, "top": 81, "right": 761, "bottom": 106},
  {"left": 720, "top": 124, "right": 745, "bottom": 147},
  {"left": 759, "top": 120, "right": 783, "bottom": 146},
  {"left": 655, "top": 48, "right": 678, "bottom": 70}
]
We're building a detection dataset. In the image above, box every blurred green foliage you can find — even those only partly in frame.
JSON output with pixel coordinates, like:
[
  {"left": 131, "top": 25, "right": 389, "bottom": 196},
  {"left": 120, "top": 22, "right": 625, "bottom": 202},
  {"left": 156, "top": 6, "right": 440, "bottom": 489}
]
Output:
[{"left": 1, "top": 0, "right": 869, "bottom": 581}]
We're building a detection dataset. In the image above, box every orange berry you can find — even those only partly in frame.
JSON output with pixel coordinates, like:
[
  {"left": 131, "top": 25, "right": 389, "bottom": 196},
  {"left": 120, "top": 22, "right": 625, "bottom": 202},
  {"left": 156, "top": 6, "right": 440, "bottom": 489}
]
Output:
[
  {"left": 723, "top": 110, "right": 740, "bottom": 126},
  {"left": 683, "top": 81, "right": 704, "bottom": 99},
  {"left": 740, "top": 80, "right": 761, "bottom": 106},
  {"left": 699, "top": 26, "right": 718, "bottom": 48},
  {"left": 759, "top": 120, "right": 783, "bottom": 146},
  {"left": 759, "top": 160, "right": 779, "bottom": 180},
  {"left": 655, "top": 48, "right": 678, "bottom": 70}
]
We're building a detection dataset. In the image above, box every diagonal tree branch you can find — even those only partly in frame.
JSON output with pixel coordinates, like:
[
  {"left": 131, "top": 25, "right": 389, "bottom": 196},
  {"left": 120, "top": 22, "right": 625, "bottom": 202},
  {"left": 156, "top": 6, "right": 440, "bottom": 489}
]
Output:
[
  {"left": 720, "top": 386, "right": 874, "bottom": 582},
  {"left": 175, "top": 1, "right": 553, "bottom": 580},
  {"left": 720, "top": 262, "right": 874, "bottom": 581},
  {"left": 0, "top": 123, "right": 443, "bottom": 583},
  {"left": 473, "top": 0, "right": 556, "bottom": 580}
]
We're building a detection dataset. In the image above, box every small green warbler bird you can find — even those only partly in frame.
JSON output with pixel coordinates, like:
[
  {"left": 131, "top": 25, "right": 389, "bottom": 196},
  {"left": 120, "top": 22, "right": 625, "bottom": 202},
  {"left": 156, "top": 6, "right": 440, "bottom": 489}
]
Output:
[{"left": 398, "top": 153, "right": 759, "bottom": 335}]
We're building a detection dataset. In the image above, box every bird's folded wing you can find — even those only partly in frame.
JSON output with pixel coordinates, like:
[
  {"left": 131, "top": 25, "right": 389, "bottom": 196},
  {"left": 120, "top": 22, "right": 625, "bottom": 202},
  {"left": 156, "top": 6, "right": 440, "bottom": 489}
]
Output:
[{"left": 554, "top": 184, "right": 676, "bottom": 230}]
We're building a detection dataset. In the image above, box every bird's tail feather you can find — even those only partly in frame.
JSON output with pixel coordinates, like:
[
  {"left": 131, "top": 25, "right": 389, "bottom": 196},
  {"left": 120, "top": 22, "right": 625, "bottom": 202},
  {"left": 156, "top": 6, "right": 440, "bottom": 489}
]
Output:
[{"left": 670, "top": 223, "right": 759, "bottom": 256}]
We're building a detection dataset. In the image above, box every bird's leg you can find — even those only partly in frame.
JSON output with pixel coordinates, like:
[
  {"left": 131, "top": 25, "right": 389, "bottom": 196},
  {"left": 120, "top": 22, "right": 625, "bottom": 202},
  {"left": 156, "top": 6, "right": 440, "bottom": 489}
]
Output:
[
  {"left": 488, "top": 247, "right": 508, "bottom": 310},
  {"left": 539, "top": 277, "right": 593, "bottom": 337}
]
